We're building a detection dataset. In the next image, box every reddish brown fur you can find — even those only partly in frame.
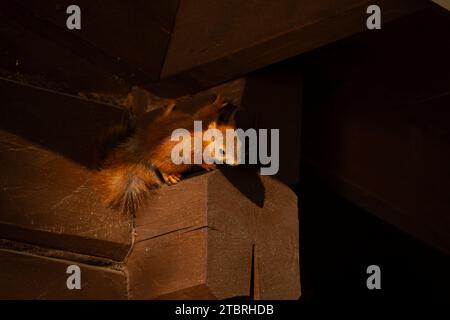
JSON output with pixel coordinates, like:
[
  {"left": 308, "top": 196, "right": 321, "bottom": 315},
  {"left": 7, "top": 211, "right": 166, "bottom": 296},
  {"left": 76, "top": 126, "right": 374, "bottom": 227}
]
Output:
[{"left": 93, "top": 95, "right": 236, "bottom": 214}]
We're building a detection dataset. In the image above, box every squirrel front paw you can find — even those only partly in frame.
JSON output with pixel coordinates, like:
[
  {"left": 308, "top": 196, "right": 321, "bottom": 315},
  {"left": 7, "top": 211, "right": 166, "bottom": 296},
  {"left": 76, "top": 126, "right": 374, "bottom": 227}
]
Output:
[{"left": 161, "top": 172, "right": 182, "bottom": 185}]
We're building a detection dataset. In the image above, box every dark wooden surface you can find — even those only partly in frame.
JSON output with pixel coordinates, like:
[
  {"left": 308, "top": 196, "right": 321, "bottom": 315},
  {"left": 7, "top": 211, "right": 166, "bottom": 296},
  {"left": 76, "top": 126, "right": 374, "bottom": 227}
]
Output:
[
  {"left": 0, "top": 77, "right": 131, "bottom": 168},
  {"left": 128, "top": 167, "right": 300, "bottom": 300},
  {"left": 0, "top": 168, "right": 299, "bottom": 299},
  {"left": 0, "top": 249, "right": 127, "bottom": 299},
  {"left": 127, "top": 227, "right": 254, "bottom": 300},
  {"left": 3, "top": 0, "right": 179, "bottom": 84},
  {"left": 0, "top": 4, "right": 128, "bottom": 93},
  {"left": 152, "top": 0, "right": 427, "bottom": 96},
  {"left": 301, "top": 9, "right": 450, "bottom": 254},
  {"left": 0, "top": 77, "right": 133, "bottom": 260},
  {"left": 1, "top": 0, "right": 427, "bottom": 96},
  {"left": 0, "top": 129, "right": 132, "bottom": 261}
]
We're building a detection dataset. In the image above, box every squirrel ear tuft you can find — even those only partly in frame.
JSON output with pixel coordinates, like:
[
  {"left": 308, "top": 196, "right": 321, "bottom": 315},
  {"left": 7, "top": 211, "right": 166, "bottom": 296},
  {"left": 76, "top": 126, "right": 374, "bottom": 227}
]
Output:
[
  {"left": 229, "top": 107, "right": 238, "bottom": 121},
  {"left": 161, "top": 99, "right": 176, "bottom": 117},
  {"left": 216, "top": 104, "right": 238, "bottom": 124},
  {"left": 208, "top": 121, "right": 217, "bottom": 129}
]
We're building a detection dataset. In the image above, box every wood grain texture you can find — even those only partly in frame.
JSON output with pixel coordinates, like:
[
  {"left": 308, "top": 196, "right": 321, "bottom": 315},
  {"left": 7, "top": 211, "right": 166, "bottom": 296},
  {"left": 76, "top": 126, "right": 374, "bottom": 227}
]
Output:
[
  {"left": 252, "top": 176, "right": 300, "bottom": 299},
  {"left": 1, "top": 0, "right": 426, "bottom": 95},
  {"left": 0, "top": 249, "right": 127, "bottom": 299},
  {"left": 128, "top": 167, "right": 300, "bottom": 300},
  {"left": 207, "top": 168, "right": 300, "bottom": 299},
  {"left": 5, "top": 0, "right": 180, "bottom": 83},
  {"left": 432, "top": 0, "right": 450, "bottom": 11},
  {"left": 0, "top": 77, "right": 131, "bottom": 168},
  {"left": 157, "top": 0, "right": 427, "bottom": 94},
  {"left": 0, "top": 129, "right": 132, "bottom": 260},
  {"left": 0, "top": 77, "right": 133, "bottom": 260},
  {"left": 0, "top": 4, "right": 129, "bottom": 93},
  {"left": 127, "top": 227, "right": 253, "bottom": 300}
]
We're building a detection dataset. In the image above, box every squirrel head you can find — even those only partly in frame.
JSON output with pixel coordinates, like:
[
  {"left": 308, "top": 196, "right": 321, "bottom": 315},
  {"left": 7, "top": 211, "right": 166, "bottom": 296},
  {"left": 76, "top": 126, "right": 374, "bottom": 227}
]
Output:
[{"left": 202, "top": 105, "right": 241, "bottom": 166}]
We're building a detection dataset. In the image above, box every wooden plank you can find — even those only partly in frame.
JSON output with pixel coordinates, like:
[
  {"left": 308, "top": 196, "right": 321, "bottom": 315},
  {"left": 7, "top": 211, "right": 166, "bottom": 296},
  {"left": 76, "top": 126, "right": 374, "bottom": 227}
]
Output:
[
  {"left": 1, "top": 0, "right": 426, "bottom": 96},
  {"left": 127, "top": 167, "right": 300, "bottom": 300},
  {"left": 0, "top": 77, "right": 131, "bottom": 168},
  {"left": 301, "top": 9, "right": 450, "bottom": 254},
  {"left": 0, "top": 129, "right": 132, "bottom": 260},
  {"left": 4, "top": 0, "right": 179, "bottom": 83},
  {"left": 127, "top": 228, "right": 210, "bottom": 299},
  {"left": 127, "top": 228, "right": 253, "bottom": 300},
  {"left": 432, "top": 0, "right": 450, "bottom": 11},
  {"left": 0, "top": 78, "right": 133, "bottom": 260},
  {"left": 152, "top": 0, "right": 427, "bottom": 96},
  {"left": 0, "top": 6, "right": 128, "bottom": 93},
  {"left": 251, "top": 176, "right": 300, "bottom": 299},
  {"left": 0, "top": 249, "right": 127, "bottom": 299},
  {"left": 207, "top": 167, "right": 301, "bottom": 299}
]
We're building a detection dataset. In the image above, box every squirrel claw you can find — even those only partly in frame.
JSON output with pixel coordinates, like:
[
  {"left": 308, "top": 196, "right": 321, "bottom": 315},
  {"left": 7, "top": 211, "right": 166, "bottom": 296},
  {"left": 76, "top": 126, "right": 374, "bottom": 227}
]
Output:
[
  {"left": 162, "top": 172, "right": 182, "bottom": 185},
  {"left": 168, "top": 176, "right": 178, "bottom": 184}
]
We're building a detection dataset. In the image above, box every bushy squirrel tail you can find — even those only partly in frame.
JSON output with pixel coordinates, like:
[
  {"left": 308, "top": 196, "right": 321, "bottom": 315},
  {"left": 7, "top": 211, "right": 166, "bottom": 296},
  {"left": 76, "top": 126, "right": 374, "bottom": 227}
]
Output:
[{"left": 93, "top": 162, "right": 162, "bottom": 214}]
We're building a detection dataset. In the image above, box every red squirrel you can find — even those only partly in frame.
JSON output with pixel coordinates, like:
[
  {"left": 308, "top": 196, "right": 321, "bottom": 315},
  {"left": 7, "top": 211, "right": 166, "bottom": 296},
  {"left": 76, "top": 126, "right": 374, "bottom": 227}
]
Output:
[{"left": 93, "top": 94, "right": 238, "bottom": 214}]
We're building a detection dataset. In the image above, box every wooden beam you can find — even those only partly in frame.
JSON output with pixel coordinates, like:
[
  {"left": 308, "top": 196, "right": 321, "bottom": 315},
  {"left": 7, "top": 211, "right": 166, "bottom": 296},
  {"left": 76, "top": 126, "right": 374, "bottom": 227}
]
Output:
[
  {"left": 151, "top": 0, "right": 427, "bottom": 96},
  {"left": 0, "top": 4, "right": 129, "bottom": 93},
  {"left": 0, "top": 129, "right": 132, "bottom": 260},
  {"left": 1, "top": 0, "right": 427, "bottom": 96},
  {"left": 0, "top": 77, "right": 131, "bottom": 168},
  {"left": 127, "top": 167, "right": 300, "bottom": 300},
  {"left": 6, "top": 0, "right": 179, "bottom": 83},
  {"left": 301, "top": 9, "right": 450, "bottom": 254},
  {"left": 432, "top": 0, "right": 450, "bottom": 11},
  {"left": 0, "top": 168, "right": 299, "bottom": 299},
  {"left": 0, "top": 77, "right": 133, "bottom": 260},
  {"left": 0, "top": 249, "right": 127, "bottom": 299}
]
